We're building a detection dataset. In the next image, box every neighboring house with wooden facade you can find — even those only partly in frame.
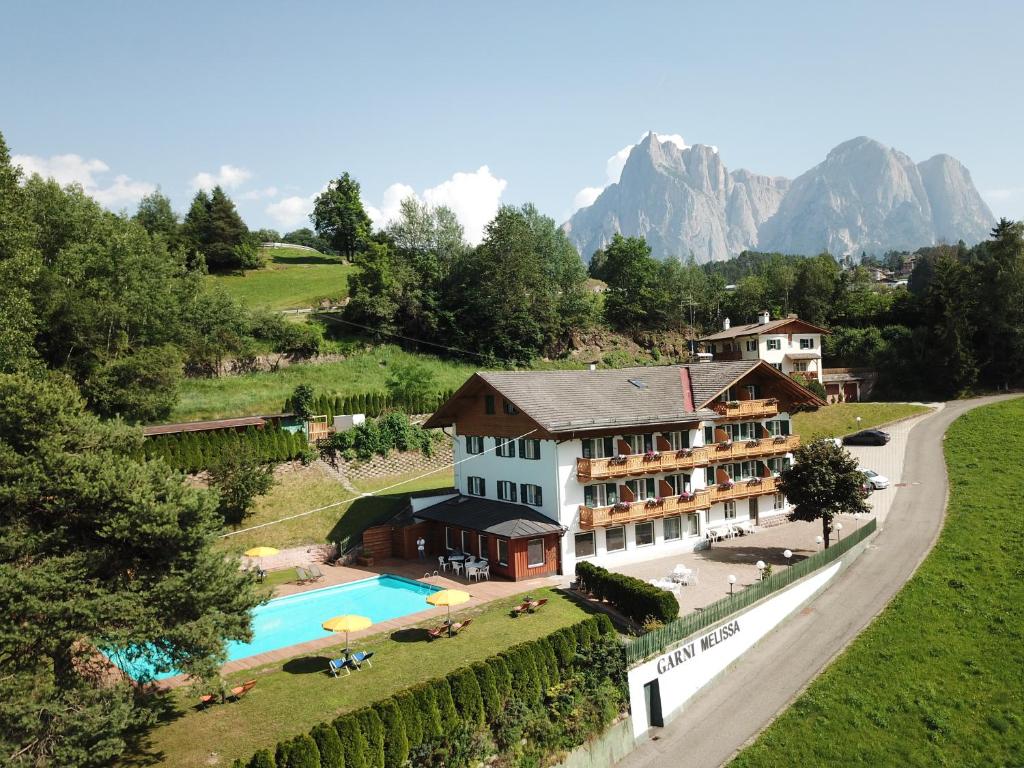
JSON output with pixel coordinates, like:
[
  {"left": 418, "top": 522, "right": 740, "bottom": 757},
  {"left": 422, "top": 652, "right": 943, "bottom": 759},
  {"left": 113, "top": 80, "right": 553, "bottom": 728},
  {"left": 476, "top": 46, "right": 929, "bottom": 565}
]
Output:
[
  {"left": 414, "top": 360, "right": 824, "bottom": 579},
  {"left": 698, "top": 311, "right": 828, "bottom": 384}
]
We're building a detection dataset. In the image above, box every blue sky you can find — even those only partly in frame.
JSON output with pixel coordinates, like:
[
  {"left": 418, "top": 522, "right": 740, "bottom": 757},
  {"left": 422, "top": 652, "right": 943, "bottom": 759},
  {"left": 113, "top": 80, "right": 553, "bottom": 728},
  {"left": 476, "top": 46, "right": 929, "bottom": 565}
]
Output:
[{"left": 3, "top": 1, "right": 1021, "bottom": 241}]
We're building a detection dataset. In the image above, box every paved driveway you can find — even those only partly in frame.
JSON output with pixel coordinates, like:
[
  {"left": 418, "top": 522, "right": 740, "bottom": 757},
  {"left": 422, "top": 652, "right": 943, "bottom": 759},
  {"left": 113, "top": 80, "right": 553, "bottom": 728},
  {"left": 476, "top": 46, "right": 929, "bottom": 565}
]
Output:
[{"left": 615, "top": 395, "right": 1017, "bottom": 768}]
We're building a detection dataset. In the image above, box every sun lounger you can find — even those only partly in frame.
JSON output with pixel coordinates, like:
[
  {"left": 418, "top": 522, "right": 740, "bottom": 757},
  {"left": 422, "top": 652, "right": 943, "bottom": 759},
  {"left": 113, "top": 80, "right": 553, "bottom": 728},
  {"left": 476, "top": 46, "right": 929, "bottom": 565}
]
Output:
[
  {"left": 510, "top": 600, "right": 532, "bottom": 617},
  {"left": 450, "top": 618, "right": 473, "bottom": 635},
  {"left": 227, "top": 680, "right": 257, "bottom": 701},
  {"left": 294, "top": 566, "right": 313, "bottom": 583},
  {"left": 306, "top": 564, "right": 324, "bottom": 581},
  {"left": 328, "top": 657, "right": 349, "bottom": 677},
  {"left": 348, "top": 651, "right": 374, "bottom": 671},
  {"left": 427, "top": 626, "right": 446, "bottom": 640},
  {"left": 527, "top": 598, "right": 547, "bottom": 613}
]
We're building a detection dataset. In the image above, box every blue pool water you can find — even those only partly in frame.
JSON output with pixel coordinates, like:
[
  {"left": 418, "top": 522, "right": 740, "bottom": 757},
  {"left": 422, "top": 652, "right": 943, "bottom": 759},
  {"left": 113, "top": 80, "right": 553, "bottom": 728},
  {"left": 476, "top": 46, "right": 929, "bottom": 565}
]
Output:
[{"left": 113, "top": 574, "right": 440, "bottom": 680}]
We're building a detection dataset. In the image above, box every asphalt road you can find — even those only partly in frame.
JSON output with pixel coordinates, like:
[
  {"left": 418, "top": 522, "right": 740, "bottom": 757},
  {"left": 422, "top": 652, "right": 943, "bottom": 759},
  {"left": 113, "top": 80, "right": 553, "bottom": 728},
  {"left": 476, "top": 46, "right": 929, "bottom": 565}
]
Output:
[{"left": 616, "top": 395, "right": 1017, "bottom": 768}]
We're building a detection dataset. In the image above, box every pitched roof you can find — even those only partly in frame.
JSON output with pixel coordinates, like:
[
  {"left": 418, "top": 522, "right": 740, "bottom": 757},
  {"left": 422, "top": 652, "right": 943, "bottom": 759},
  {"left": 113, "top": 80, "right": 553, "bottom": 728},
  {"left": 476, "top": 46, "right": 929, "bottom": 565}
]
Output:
[
  {"left": 699, "top": 316, "right": 829, "bottom": 342},
  {"left": 415, "top": 496, "right": 564, "bottom": 539},
  {"left": 473, "top": 361, "right": 758, "bottom": 432}
]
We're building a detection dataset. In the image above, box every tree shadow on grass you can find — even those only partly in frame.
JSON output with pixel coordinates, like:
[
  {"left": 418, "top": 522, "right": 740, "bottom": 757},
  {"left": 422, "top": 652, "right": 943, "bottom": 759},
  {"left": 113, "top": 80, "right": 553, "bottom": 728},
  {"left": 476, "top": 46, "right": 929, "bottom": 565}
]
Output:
[
  {"left": 120, "top": 689, "right": 181, "bottom": 766},
  {"left": 282, "top": 655, "right": 333, "bottom": 675}
]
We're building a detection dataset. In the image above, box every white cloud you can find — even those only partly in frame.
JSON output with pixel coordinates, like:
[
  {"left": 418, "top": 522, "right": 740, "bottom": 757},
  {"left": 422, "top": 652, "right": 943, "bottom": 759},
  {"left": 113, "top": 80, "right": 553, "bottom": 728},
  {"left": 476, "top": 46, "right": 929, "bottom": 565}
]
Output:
[
  {"left": 190, "top": 164, "right": 252, "bottom": 191},
  {"left": 265, "top": 194, "right": 317, "bottom": 229},
  {"left": 239, "top": 186, "right": 279, "bottom": 200},
  {"left": 12, "top": 152, "right": 155, "bottom": 207},
  {"left": 364, "top": 167, "right": 508, "bottom": 245},
  {"left": 365, "top": 182, "right": 417, "bottom": 231},
  {"left": 572, "top": 186, "right": 604, "bottom": 211},
  {"left": 421, "top": 166, "right": 507, "bottom": 244}
]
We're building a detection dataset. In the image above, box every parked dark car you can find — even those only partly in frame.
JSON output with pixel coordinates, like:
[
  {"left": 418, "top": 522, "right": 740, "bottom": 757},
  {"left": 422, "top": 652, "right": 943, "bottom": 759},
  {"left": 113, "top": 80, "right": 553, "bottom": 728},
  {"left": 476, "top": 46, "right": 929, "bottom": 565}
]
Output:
[{"left": 842, "top": 429, "right": 891, "bottom": 446}]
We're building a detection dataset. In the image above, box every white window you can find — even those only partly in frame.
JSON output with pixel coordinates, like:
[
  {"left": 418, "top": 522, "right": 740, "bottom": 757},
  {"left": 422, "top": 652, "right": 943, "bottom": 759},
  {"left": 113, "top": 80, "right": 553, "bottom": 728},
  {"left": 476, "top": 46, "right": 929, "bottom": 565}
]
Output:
[
  {"left": 465, "top": 435, "right": 484, "bottom": 454},
  {"left": 705, "top": 466, "right": 717, "bottom": 485},
  {"left": 497, "top": 480, "right": 517, "bottom": 502},
  {"left": 445, "top": 526, "right": 454, "bottom": 549},
  {"left": 495, "top": 437, "right": 516, "bottom": 458},
  {"left": 496, "top": 538, "right": 509, "bottom": 565},
  {"left": 635, "top": 521, "right": 654, "bottom": 547},
  {"left": 520, "top": 484, "right": 543, "bottom": 506},
  {"left": 605, "top": 526, "right": 625, "bottom": 552},
  {"left": 662, "top": 430, "right": 689, "bottom": 450},
  {"left": 800, "top": 337, "right": 815, "bottom": 350},
  {"left": 794, "top": 361, "right": 809, "bottom": 372},
  {"left": 527, "top": 538, "right": 545, "bottom": 567},
  {"left": 519, "top": 439, "right": 541, "bottom": 460},
  {"left": 582, "top": 437, "right": 614, "bottom": 459},
  {"left": 687, "top": 514, "right": 700, "bottom": 536},
  {"left": 626, "top": 478, "right": 657, "bottom": 500},
  {"left": 774, "top": 493, "right": 785, "bottom": 510},
  {"left": 574, "top": 531, "right": 596, "bottom": 558},
  {"left": 584, "top": 483, "right": 617, "bottom": 507},
  {"left": 663, "top": 516, "right": 682, "bottom": 541},
  {"left": 767, "top": 338, "right": 782, "bottom": 351},
  {"left": 467, "top": 476, "right": 485, "bottom": 496},
  {"left": 664, "top": 474, "right": 691, "bottom": 494},
  {"left": 765, "top": 419, "right": 791, "bottom": 437},
  {"left": 724, "top": 501, "right": 737, "bottom": 520},
  {"left": 745, "top": 339, "right": 758, "bottom": 352},
  {"left": 745, "top": 384, "right": 761, "bottom": 400},
  {"left": 624, "top": 433, "right": 654, "bottom": 454}
]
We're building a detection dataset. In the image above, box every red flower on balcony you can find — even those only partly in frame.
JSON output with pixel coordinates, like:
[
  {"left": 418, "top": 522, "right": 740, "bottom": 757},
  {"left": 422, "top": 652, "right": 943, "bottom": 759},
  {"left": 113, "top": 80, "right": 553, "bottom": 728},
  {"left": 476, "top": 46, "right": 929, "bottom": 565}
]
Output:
[
  {"left": 719, "top": 481, "right": 735, "bottom": 490},
  {"left": 678, "top": 491, "right": 694, "bottom": 501},
  {"left": 611, "top": 501, "right": 631, "bottom": 512},
  {"left": 677, "top": 448, "right": 694, "bottom": 457},
  {"left": 643, "top": 450, "right": 661, "bottom": 461}
]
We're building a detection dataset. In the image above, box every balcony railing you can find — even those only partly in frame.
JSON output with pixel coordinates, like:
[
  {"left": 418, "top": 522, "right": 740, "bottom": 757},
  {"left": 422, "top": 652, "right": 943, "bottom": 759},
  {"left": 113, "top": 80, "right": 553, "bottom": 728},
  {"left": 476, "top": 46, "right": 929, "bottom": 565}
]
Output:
[
  {"left": 712, "top": 398, "right": 779, "bottom": 419},
  {"left": 576, "top": 435, "right": 799, "bottom": 481},
  {"left": 578, "top": 476, "right": 779, "bottom": 529}
]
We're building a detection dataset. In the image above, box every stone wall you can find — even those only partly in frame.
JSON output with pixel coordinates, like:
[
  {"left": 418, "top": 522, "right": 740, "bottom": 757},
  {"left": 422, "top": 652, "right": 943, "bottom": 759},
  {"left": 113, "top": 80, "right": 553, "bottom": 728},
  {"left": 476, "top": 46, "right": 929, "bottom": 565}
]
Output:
[{"left": 331, "top": 439, "right": 453, "bottom": 484}]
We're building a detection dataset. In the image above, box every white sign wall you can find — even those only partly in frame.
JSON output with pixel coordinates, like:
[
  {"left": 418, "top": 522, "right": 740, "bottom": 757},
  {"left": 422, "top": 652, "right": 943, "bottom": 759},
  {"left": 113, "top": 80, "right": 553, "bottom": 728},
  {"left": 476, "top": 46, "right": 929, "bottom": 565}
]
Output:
[{"left": 627, "top": 560, "right": 843, "bottom": 737}]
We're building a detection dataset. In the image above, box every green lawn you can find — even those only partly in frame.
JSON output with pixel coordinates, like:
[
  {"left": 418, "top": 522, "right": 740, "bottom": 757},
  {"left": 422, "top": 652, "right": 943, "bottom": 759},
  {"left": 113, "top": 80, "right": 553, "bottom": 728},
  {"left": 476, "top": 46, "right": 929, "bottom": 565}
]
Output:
[
  {"left": 731, "top": 397, "right": 1024, "bottom": 767},
  {"left": 216, "top": 465, "right": 455, "bottom": 556},
  {"left": 206, "top": 247, "right": 357, "bottom": 311},
  {"left": 171, "top": 345, "right": 478, "bottom": 421},
  {"left": 793, "top": 402, "right": 932, "bottom": 440},
  {"left": 136, "top": 587, "right": 592, "bottom": 768}
]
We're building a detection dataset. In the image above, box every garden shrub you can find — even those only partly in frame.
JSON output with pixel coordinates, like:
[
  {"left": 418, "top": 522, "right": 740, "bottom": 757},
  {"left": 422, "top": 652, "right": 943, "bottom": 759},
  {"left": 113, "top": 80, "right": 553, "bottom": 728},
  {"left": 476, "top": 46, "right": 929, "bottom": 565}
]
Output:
[
  {"left": 240, "top": 617, "right": 625, "bottom": 768},
  {"left": 333, "top": 716, "right": 369, "bottom": 768},
  {"left": 310, "top": 723, "right": 344, "bottom": 768},
  {"left": 576, "top": 561, "right": 679, "bottom": 624},
  {"left": 447, "top": 667, "right": 485, "bottom": 726},
  {"left": 353, "top": 708, "right": 384, "bottom": 768},
  {"left": 371, "top": 700, "right": 408, "bottom": 768}
]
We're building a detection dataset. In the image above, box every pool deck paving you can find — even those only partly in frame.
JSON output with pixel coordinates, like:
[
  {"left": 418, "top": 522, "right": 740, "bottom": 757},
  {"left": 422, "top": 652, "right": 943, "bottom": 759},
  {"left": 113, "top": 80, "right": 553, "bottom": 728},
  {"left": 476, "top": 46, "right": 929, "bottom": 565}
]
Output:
[{"left": 164, "top": 558, "right": 557, "bottom": 686}]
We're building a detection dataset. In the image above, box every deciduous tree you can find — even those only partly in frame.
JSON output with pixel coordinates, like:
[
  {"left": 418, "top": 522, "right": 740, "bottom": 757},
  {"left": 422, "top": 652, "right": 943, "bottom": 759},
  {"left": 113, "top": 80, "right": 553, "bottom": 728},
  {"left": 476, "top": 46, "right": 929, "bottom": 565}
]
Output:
[{"left": 312, "top": 173, "right": 372, "bottom": 257}]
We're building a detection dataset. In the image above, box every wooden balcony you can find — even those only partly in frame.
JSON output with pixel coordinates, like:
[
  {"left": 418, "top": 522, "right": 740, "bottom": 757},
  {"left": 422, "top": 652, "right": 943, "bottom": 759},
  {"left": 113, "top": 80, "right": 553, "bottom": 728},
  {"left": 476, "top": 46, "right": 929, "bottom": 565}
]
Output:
[
  {"left": 712, "top": 398, "right": 779, "bottom": 420},
  {"left": 576, "top": 435, "right": 799, "bottom": 481},
  {"left": 578, "top": 476, "right": 780, "bottom": 529}
]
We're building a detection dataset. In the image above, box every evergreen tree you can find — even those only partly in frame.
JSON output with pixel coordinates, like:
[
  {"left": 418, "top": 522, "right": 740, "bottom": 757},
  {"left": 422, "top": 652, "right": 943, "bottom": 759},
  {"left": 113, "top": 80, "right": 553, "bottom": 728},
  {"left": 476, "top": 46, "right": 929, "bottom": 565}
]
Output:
[
  {"left": 0, "top": 374, "right": 260, "bottom": 766},
  {"left": 133, "top": 188, "right": 181, "bottom": 247}
]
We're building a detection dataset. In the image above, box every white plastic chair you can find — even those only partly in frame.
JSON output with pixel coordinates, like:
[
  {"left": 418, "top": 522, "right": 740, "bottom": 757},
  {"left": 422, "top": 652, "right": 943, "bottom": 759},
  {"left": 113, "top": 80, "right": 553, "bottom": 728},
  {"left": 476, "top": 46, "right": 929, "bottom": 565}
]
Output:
[
  {"left": 437, "top": 556, "right": 451, "bottom": 573},
  {"left": 451, "top": 561, "right": 463, "bottom": 576}
]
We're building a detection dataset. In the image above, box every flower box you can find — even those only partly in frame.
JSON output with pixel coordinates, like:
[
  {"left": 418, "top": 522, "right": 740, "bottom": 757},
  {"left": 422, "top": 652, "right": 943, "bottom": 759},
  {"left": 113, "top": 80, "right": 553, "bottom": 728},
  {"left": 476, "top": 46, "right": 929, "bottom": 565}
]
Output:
[
  {"left": 611, "top": 502, "right": 631, "bottom": 512},
  {"left": 677, "top": 448, "right": 694, "bottom": 457},
  {"left": 643, "top": 451, "right": 661, "bottom": 461},
  {"left": 746, "top": 439, "right": 760, "bottom": 448}
]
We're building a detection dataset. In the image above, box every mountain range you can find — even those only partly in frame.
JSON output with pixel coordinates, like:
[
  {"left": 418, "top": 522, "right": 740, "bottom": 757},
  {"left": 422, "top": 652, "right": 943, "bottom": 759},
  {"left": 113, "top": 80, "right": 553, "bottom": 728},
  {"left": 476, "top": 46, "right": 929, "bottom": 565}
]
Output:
[{"left": 563, "top": 133, "right": 996, "bottom": 262}]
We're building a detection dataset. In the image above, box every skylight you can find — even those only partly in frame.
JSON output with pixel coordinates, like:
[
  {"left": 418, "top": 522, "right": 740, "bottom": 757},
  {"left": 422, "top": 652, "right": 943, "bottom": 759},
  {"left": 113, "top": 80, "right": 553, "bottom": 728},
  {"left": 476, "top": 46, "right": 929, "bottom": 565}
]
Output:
[{"left": 627, "top": 378, "right": 648, "bottom": 389}]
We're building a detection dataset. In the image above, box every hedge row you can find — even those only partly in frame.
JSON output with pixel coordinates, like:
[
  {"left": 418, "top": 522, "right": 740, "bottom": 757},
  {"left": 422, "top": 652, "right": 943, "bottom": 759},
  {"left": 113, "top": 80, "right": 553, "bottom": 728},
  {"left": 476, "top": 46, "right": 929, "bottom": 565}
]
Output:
[
  {"left": 576, "top": 561, "right": 679, "bottom": 625},
  {"left": 143, "top": 426, "right": 309, "bottom": 474},
  {"left": 234, "top": 615, "right": 624, "bottom": 768},
  {"left": 284, "top": 390, "right": 455, "bottom": 420}
]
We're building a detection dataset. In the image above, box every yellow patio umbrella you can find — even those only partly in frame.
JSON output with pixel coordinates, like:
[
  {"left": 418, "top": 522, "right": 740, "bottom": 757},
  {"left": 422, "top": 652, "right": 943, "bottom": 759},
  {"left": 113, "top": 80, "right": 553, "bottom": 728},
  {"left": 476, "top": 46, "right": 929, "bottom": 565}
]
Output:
[
  {"left": 322, "top": 614, "right": 372, "bottom": 651},
  {"left": 426, "top": 589, "right": 471, "bottom": 636},
  {"left": 244, "top": 546, "right": 279, "bottom": 577}
]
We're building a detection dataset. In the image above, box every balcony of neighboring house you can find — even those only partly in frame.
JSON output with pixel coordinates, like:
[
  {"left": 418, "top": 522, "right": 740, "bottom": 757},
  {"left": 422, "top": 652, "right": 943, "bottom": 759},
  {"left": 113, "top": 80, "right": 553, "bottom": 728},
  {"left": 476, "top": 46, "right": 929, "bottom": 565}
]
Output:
[
  {"left": 712, "top": 397, "right": 779, "bottom": 420},
  {"left": 578, "top": 474, "right": 780, "bottom": 530},
  {"left": 575, "top": 434, "right": 799, "bottom": 481}
]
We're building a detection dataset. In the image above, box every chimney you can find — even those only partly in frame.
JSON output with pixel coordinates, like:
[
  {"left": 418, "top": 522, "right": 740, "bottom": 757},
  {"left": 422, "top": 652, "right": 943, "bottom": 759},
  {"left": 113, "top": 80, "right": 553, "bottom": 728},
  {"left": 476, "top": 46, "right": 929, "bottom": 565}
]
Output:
[
  {"left": 758, "top": 310, "right": 770, "bottom": 325},
  {"left": 723, "top": 317, "right": 731, "bottom": 330}
]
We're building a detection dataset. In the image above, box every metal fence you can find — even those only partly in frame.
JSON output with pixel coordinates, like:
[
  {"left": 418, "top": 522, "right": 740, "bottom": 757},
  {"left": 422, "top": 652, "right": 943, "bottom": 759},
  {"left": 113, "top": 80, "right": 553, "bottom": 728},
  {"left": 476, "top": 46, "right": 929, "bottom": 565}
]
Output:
[{"left": 624, "top": 518, "right": 877, "bottom": 665}]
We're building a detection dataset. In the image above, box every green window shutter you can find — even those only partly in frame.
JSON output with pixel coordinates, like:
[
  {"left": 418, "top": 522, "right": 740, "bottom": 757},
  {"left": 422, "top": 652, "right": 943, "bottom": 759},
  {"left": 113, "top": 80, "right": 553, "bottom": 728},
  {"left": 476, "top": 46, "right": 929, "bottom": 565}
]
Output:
[
  {"left": 606, "top": 483, "right": 618, "bottom": 504},
  {"left": 781, "top": 419, "right": 791, "bottom": 436},
  {"left": 703, "top": 426, "right": 714, "bottom": 444}
]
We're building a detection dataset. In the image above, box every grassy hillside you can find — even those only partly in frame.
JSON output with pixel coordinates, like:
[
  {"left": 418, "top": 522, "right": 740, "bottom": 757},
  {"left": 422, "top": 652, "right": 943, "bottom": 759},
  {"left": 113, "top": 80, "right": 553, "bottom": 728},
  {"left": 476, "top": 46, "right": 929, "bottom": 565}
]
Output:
[
  {"left": 793, "top": 402, "right": 931, "bottom": 439},
  {"left": 731, "top": 398, "right": 1024, "bottom": 767},
  {"left": 172, "top": 345, "right": 477, "bottom": 421},
  {"left": 206, "top": 246, "right": 356, "bottom": 310}
]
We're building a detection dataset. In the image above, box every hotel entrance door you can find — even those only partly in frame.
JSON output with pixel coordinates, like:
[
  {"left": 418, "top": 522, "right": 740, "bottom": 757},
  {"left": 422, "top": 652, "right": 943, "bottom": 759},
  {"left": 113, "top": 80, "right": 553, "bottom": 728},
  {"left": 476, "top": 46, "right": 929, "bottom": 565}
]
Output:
[
  {"left": 748, "top": 497, "right": 759, "bottom": 525},
  {"left": 643, "top": 679, "right": 663, "bottom": 728}
]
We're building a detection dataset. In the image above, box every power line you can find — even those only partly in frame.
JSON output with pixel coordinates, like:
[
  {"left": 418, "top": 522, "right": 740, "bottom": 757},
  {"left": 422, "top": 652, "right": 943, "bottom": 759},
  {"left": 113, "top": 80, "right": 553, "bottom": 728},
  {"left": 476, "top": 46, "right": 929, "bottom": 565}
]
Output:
[
  {"left": 220, "top": 427, "right": 537, "bottom": 539},
  {"left": 315, "top": 311, "right": 494, "bottom": 361}
]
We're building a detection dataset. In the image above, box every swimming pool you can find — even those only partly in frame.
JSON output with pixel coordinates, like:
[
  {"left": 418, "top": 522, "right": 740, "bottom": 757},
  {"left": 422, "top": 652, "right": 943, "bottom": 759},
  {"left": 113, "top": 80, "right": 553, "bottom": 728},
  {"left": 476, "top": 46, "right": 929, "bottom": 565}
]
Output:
[{"left": 114, "top": 574, "right": 440, "bottom": 680}]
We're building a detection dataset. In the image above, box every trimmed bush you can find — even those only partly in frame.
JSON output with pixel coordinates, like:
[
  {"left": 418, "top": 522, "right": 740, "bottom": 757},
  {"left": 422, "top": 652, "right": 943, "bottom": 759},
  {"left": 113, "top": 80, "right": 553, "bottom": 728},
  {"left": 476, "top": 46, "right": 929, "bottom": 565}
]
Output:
[
  {"left": 550, "top": 628, "right": 575, "bottom": 668},
  {"left": 276, "top": 735, "right": 320, "bottom": 768},
  {"left": 333, "top": 716, "right": 369, "bottom": 768},
  {"left": 372, "top": 700, "right": 408, "bottom": 768},
  {"left": 310, "top": 723, "right": 344, "bottom": 768},
  {"left": 471, "top": 661, "right": 500, "bottom": 723},
  {"left": 411, "top": 683, "right": 443, "bottom": 740},
  {"left": 249, "top": 750, "right": 276, "bottom": 768},
  {"left": 353, "top": 708, "right": 384, "bottom": 768},
  {"left": 447, "top": 667, "right": 485, "bottom": 726},
  {"left": 392, "top": 691, "right": 422, "bottom": 749},
  {"left": 536, "top": 637, "right": 560, "bottom": 687},
  {"left": 576, "top": 560, "right": 679, "bottom": 625},
  {"left": 487, "top": 655, "right": 513, "bottom": 706},
  {"left": 431, "top": 678, "right": 460, "bottom": 731}
]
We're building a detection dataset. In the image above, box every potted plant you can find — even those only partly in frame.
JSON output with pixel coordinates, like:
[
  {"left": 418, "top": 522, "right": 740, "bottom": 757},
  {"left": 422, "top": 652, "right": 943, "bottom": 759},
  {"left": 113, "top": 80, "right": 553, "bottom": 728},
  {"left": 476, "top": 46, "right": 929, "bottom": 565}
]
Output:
[
  {"left": 677, "top": 447, "right": 694, "bottom": 458},
  {"left": 643, "top": 450, "right": 661, "bottom": 461}
]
